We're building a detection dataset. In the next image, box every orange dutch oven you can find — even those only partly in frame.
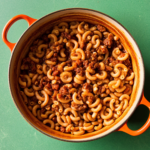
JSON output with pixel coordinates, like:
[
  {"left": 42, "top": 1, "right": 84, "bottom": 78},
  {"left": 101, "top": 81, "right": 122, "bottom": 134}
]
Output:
[{"left": 2, "top": 8, "right": 150, "bottom": 142}]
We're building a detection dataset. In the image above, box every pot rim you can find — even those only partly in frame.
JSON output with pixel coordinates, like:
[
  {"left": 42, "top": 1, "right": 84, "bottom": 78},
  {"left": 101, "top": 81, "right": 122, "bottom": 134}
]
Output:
[{"left": 8, "top": 8, "right": 145, "bottom": 142}]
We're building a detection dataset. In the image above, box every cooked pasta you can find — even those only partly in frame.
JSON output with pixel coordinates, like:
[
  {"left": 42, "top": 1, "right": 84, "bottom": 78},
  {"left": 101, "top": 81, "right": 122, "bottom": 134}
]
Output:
[{"left": 19, "top": 21, "right": 135, "bottom": 135}]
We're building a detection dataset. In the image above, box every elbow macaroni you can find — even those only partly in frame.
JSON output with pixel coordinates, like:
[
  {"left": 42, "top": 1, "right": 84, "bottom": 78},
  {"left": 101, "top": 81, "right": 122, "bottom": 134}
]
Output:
[{"left": 19, "top": 21, "right": 135, "bottom": 135}]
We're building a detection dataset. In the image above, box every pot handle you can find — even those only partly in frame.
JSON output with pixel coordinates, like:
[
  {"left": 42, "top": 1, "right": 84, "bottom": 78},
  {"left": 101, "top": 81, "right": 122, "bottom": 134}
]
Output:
[
  {"left": 2, "top": 14, "right": 37, "bottom": 52},
  {"left": 117, "top": 92, "right": 150, "bottom": 136}
]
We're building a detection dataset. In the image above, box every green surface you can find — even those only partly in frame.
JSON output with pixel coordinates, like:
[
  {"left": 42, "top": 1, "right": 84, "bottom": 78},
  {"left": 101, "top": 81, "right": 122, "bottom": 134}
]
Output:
[{"left": 0, "top": 0, "right": 150, "bottom": 149}]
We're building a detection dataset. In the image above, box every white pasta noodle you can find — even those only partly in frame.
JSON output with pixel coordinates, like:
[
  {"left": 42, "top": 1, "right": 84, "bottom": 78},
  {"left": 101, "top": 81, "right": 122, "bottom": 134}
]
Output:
[
  {"left": 96, "top": 71, "right": 107, "bottom": 80},
  {"left": 57, "top": 94, "right": 71, "bottom": 103},
  {"left": 86, "top": 70, "right": 97, "bottom": 81},
  {"left": 70, "top": 52, "right": 82, "bottom": 60},
  {"left": 117, "top": 53, "right": 129, "bottom": 61},
  {"left": 60, "top": 72, "right": 72, "bottom": 83},
  {"left": 76, "top": 48, "right": 85, "bottom": 60},
  {"left": 48, "top": 34, "right": 58, "bottom": 43},
  {"left": 43, "top": 119, "right": 55, "bottom": 129},
  {"left": 82, "top": 31, "right": 92, "bottom": 41},
  {"left": 24, "top": 88, "right": 34, "bottom": 97},
  {"left": 77, "top": 22, "right": 85, "bottom": 34},
  {"left": 60, "top": 48, "right": 66, "bottom": 58},
  {"left": 70, "top": 21, "right": 79, "bottom": 29},
  {"left": 41, "top": 90, "right": 49, "bottom": 108},
  {"left": 29, "top": 52, "right": 39, "bottom": 63},
  {"left": 112, "top": 47, "right": 121, "bottom": 59},
  {"left": 72, "top": 92, "right": 83, "bottom": 104},
  {"left": 46, "top": 50, "right": 54, "bottom": 59},
  {"left": 32, "top": 105, "right": 40, "bottom": 116}
]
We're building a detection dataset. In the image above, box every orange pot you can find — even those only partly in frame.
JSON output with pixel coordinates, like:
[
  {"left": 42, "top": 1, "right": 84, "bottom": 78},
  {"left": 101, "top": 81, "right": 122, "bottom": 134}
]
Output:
[{"left": 2, "top": 8, "right": 150, "bottom": 142}]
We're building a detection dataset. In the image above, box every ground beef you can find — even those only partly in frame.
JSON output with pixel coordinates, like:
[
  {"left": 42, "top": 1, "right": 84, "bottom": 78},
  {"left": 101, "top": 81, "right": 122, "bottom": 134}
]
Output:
[
  {"left": 97, "top": 85, "right": 106, "bottom": 95},
  {"left": 56, "top": 45, "right": 63, "bottom": 51},
  {"left": 59, "top": 85, "right": 69, "bottom": 96},
  {"left": 76, "top": 59, "right": 83, "bottom": 67},
  {"left": 77, "top": 90, "right": 82, "bottom": 100},
  {"left": 97, "top": 46, "right": 106, "bottom": 54},
  {"left": 97, "top": 25, "right": 106, "bottom": 32},
  {"left": 71, "top": 102, "right": 87, "bottom": 111},
  {"left": 72, "top": 60, "right": 83, "bottom": 69},
  {"left": 53, "top": 52, "right": 58, "bottom": 57},
  {"left": 52, "top": 106, "right": 59, "bottom": 112},
  {"left": 52, "top": 70, "right": 60, "bottom": 76},
  {"left": 51, "top": 66, "right": 58, "bottom": 72},
  {"left": 123, "top": 57, "right": 132, "bottom": 67},
  {"left": 66, "top": 60, "right": 72, "bottom": 67},
  {"left": 50, "top": 44, "right": 64, "bottom": 53},
  {"left": 61, "top": 32, "right": 71, "bottom": 40},
  {"left": 97, "top": 86, "right": 102, "bottom": 95},
  {"left": 85, "top": 50, "right": 91, "bottom": 59},
  {"left": 75, "top": 67, "right": 85, "bottom": 76},
  {"left": 127, "top": 68, "right": 133, "bottom": 76},
  {"left": 52, "top": 84, "right": 60, "bottom": 90},
  {"left": 65, "top": 94, "right": 72, "bottom": 100},
  {"left": 73, "top": 82, "right": 79, "bottom": 88},
  {"left": 103, "top": 33, "right": 114, "bottom": 47},
  {"left": 105, "top": 65, "right": 113, "bottom": 71},
  {"left": 82, "top": 83, "right": 92, "bottom": 92},
  {"left": 83, "top": 60, "right": 89, "bottom": 68},
  {"left": 89, "top": 62, "right": 99, "bottom": 69},
  {"left": 91, "top": 53, "right": 98, "bottom": 62},
  {"left": 39, "top": 76, "right": 51, "bottom": 88},
  {"left": 89, "top": 62, "right": 94, "bottom": 69},
  {"left": 104, "top": 56, "right": 122, "bottom": 66},
  {"left": 45, "top": 83, "right": 52, "bottom": 89},
  {"left": 60, "top": 126, "right": 66, "bottom": 133},
  {"left": 87, "top": 96, "right": 95, "bottom": 104},
  {"left": 100, "top": 46, "right": 107, "bottom": 54},
  {"left": 52, "top": 117, "right": 57, "bottom": 123}
]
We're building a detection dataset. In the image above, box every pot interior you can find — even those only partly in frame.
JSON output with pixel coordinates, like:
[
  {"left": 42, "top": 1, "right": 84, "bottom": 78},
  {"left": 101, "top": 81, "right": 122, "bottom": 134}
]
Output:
[{"left": 9, "top": 8, "right": 144, "bottom": 142}]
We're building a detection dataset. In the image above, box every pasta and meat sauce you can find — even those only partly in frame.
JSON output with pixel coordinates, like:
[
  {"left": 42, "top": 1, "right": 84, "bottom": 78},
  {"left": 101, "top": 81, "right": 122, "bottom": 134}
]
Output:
[{"left": 19, "top": 21, "right": 134, "bottom": 135}]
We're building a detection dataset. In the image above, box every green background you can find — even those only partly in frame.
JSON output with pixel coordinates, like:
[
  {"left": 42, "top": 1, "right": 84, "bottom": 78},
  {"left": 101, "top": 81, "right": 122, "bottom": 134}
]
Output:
[{"left": 0, "top": 0, "right": 150, "bottom": 149}]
